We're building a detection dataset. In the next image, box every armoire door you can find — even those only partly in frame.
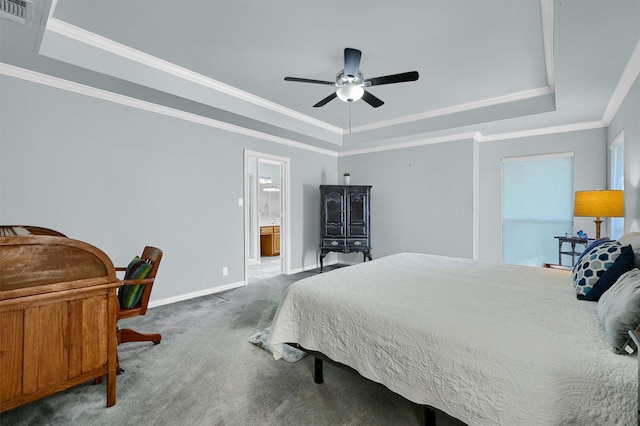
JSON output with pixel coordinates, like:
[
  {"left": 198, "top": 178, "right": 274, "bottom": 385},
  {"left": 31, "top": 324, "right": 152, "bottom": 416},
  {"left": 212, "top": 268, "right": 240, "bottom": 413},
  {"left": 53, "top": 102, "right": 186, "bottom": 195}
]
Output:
[
  {"left": 322, "top": 187, "right": 345, "bottom": 238},
  {"left": 347, "top": 187, "right": 369, "bottom": 238}
]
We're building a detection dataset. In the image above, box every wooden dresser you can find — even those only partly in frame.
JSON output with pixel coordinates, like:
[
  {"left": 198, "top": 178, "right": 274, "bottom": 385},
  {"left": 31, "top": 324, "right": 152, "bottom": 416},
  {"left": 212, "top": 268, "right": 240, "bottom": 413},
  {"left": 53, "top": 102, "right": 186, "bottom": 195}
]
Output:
[{"left": 0, "top": 234, "right": 120, "bottom": 412}]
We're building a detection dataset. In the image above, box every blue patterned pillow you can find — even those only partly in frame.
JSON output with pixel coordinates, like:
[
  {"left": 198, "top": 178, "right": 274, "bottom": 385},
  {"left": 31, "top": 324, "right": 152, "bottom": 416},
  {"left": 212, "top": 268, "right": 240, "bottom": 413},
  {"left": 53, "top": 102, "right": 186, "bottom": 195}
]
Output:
[
  {"left": 576, "top": 237, "right": 610, "bottom": 264},
  {"left": 573, "top": 242, "right": 635, "bottom": 301}
]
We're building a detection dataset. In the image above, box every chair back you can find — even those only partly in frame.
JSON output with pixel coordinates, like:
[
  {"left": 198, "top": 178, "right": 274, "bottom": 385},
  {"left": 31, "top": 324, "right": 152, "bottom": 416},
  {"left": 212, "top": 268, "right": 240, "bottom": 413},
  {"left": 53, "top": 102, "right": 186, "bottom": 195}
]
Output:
[
  {"left": 137, "top": 246, "right": 162, "bottom": 315},
  {"left": 119, "top": 246, "right": 162, "bottom": 318}
]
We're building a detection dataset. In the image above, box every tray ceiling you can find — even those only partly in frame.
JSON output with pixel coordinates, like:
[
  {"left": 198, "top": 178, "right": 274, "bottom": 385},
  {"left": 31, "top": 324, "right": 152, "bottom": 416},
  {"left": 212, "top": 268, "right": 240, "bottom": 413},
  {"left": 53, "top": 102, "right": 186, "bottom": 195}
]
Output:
[{"left": 2, "top": 0, "right": 639, "bottom": 151}]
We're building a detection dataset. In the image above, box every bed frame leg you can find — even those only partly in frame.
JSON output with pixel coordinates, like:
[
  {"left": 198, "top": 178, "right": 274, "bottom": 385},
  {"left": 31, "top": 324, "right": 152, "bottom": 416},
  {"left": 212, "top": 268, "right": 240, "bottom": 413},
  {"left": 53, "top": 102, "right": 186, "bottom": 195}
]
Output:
[
  {"left": 314, "top": 357, "right": 324, "bottom": 383},
  {"left": 424, "top": 406, "right": 436, "bottom": 426}
]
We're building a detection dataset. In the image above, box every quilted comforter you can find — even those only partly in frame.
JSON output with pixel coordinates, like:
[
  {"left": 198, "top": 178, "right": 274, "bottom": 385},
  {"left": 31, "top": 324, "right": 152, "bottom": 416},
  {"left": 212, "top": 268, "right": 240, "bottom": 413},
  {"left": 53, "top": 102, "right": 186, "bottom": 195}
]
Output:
[{"left": 269, "top": 253, "right": 637, "bottom": 425}]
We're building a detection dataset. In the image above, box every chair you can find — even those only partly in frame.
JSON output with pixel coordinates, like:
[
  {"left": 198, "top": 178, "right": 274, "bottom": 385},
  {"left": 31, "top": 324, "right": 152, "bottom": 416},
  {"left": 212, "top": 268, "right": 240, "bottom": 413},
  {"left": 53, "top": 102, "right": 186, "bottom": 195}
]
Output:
[
  {"left": 116, "top": 246, "right": 163, "bottom": 346},
  {"left": 94, "top": 246, "right": 162, "bottom": 384}
]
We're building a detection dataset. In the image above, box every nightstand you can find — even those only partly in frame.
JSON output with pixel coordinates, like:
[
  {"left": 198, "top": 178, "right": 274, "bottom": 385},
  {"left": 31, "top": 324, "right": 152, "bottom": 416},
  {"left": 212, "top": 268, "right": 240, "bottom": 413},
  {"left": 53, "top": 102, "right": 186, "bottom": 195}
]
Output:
[{"left": 554, "top": 236, "right": 592, "bottom": 266}]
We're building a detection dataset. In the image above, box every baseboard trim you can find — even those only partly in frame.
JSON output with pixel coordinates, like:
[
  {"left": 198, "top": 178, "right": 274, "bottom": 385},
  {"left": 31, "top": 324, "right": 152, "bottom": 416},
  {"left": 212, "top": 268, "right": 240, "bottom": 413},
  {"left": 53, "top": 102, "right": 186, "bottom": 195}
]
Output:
[
  {"left": 148, "top": 281, "right": 246, "bottom": 309},
  {"left": 148, "top": 260, "right": 342, "bottom": 309},
  {"left": 288, "top": 259, "right": 338, "bottom": 275}
]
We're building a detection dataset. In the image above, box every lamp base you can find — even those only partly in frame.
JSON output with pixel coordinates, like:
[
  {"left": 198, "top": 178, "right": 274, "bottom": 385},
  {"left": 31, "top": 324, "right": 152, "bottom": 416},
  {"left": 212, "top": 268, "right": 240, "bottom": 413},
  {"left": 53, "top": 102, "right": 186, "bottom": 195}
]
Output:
[{"left": 593, "top": 217, "right": 602, "bottom": 239}]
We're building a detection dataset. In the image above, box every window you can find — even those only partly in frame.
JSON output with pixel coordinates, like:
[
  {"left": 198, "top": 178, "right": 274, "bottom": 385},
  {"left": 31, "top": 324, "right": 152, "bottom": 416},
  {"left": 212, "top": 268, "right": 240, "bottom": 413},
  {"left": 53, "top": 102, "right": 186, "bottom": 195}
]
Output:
[
  {"left": 610, "top": 133, "right": 624, "bottom": 239},
  {"left": 502, "top": 153, "right": 574, "bottom": 266}
]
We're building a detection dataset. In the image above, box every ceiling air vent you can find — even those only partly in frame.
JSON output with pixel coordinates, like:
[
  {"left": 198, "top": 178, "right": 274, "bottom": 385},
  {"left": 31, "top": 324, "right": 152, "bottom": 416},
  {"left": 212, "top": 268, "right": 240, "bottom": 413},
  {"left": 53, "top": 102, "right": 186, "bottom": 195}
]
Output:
[{"left": 0, "top": 0, "right": 32, "bottom": 24}]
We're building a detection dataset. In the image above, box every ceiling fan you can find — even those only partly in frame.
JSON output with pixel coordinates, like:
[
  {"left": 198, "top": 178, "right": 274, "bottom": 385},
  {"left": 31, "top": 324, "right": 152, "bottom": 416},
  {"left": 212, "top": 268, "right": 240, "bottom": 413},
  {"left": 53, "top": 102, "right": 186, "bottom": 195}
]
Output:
[{"left": 284, "top": 48, "right": 419, "bottom": 108}]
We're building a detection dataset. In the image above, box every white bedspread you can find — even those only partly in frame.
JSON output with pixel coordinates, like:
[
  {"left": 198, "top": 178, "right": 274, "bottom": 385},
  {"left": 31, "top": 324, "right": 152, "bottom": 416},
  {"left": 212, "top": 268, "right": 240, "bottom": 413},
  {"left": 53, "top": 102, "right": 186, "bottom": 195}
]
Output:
[{"left": 269, "top": 253, "right": 637, "bottom": 425}]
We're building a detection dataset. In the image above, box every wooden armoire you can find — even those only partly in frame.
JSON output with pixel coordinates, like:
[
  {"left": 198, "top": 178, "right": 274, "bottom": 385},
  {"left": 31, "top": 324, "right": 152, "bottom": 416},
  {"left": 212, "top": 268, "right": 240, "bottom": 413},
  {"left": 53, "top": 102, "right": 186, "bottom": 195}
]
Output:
[{"left": 319, "top": 185, "right": 372, "bottom": 271}]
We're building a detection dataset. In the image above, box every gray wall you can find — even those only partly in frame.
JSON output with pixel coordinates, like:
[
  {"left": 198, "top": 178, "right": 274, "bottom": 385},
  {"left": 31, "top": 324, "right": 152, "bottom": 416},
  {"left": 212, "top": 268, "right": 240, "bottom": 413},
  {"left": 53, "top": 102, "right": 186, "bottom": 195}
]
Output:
[
  {"left": 0, "top": 75, "right": 337, "bottom": 303},
  {"left": 2, "top": 72, "right": 638, "bottom": 304},
  {"left": 338, "top": 139, "right": 475, "bottom": 259},
  {"left": 477, "top": 129, "right": 607, "bottom": 262},
  {"left": 338, "top": 129, "right": 609, "bottom": 264},
  {"left": 608, "top": 72, "right": 640, "bottom": 233}
]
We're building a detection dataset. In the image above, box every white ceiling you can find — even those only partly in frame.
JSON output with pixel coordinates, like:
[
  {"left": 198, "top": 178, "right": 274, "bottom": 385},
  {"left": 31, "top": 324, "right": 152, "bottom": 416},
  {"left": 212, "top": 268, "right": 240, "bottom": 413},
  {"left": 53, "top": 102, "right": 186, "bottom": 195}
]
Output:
[{"left": 2, "top": 0, "right": 639, "bottom": 151}]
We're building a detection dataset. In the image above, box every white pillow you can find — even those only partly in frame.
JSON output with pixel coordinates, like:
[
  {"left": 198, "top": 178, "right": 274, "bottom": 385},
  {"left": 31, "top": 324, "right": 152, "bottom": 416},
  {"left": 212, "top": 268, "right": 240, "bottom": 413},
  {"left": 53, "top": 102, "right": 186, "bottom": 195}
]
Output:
[
  {"left": 598, "top": 268, "right": 640, "bottom": 353},
  {"left": 618, "top": 232, "right": 640, "bottom": 268}
]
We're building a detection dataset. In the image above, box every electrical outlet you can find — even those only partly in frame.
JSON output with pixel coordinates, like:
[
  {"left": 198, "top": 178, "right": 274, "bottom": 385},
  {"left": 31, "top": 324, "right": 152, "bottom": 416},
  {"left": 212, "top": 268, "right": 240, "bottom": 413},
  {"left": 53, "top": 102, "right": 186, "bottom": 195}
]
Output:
[{"left": 222, "top": 267, "right": 228, "bottom": 276}]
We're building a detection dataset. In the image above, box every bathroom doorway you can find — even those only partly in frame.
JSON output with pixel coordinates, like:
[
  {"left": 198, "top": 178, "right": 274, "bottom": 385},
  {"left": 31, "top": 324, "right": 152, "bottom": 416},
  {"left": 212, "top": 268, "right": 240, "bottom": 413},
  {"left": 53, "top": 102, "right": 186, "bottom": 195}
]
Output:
[{"left": 244, "top": 150, "right": 290, "bottom": 283}]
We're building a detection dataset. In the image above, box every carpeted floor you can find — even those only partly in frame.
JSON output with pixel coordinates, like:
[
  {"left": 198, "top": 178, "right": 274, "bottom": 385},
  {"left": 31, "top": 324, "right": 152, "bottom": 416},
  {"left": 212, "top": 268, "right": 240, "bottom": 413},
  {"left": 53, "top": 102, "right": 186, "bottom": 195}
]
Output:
[{"left": 0, "top": 265, "right": 465, "bottom": 426}]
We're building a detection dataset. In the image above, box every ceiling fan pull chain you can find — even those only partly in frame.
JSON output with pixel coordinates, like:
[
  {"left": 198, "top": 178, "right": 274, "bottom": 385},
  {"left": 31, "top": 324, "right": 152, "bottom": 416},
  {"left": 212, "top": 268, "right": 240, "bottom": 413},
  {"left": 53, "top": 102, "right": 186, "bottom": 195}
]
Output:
[{"left": 349, "top": 103, "right": 352, "bottom": 134}]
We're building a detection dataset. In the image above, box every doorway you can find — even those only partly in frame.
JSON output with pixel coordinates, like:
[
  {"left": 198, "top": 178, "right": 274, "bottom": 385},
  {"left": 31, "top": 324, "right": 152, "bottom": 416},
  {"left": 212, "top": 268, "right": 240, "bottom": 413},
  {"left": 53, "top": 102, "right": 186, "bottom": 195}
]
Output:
[{"left": 244, "top": 150, "right": 290, "bottom": 283}]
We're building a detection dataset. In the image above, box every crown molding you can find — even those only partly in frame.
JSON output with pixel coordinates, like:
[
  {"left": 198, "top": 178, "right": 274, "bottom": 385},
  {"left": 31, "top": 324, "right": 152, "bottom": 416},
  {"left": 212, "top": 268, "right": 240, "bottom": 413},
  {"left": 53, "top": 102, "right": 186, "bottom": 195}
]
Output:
[
  {"left": 338, "top": 120, "right": 607, "bottom": 157},
  {"left": 338, "top": 132, "right": 480, "bottom": 157},
  {"left": 609, "top": 129, "right": 624, "bottom": 150},
  {"left": 501, "top": 151, "right": 574, "bottom": 163},
  {"left": 43, "top": 0, "right": 635, "bottom": 152},
  {"left": 44, "top": 2, "right": 557, "bottom": 139},
  {"left": 6, "top": 0, "right": 635, "bottom": 159},
  {"left": 475, "top": 120, "right": 605, "bottom": 143},
  {"left": 602, "top": 37, "right": 640, "bottom": 125},
  {"left": 45, "top": 17, "right": 343, "bottom": 136},
  {"left": 0, "top": 62, "right": 338, "bottom": 158},
  {"left": 1, "top": 61, "right": 608, "bottom": 160},
  {"left": 540, "top": 0, "right": 555, "bottom": 89},
  {"left": 349, "top": 86, "right": 555, "bottom": 134}
]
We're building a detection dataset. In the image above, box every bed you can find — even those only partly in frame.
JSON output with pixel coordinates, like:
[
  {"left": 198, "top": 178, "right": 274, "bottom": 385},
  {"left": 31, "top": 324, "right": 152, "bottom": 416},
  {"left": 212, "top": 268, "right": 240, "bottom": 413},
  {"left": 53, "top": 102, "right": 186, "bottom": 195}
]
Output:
[{"left": 268, "top": 252, "right": 638, "bottom": 425}]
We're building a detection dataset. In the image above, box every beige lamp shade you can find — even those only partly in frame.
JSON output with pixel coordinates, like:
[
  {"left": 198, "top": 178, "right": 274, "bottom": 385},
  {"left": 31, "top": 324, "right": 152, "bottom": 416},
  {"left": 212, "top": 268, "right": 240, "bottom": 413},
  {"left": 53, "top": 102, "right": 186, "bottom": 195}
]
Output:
[{"left": 574, "top": 190, "right": 624, "bottom": 217}]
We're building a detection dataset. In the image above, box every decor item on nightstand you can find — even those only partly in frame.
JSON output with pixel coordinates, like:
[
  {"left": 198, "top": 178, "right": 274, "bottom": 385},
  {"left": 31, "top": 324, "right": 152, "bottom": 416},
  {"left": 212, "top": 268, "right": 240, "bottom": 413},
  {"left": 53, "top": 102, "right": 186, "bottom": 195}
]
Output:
[
  {"left": 573, "top": 190, "right": 624, "bottom": 239},
  {"left": 320, "top": 185, "right": 371, "bottom": 271},
  {"left": 343, "top": 172, "right": 351, "bottom": 185}
]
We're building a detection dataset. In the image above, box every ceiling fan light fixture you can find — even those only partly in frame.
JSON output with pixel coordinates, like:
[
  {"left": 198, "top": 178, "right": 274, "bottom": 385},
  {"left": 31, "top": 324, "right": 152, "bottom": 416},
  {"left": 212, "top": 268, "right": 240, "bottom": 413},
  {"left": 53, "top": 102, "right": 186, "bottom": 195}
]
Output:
[
  {"left": 336, "top": 84, "right": 364, "bottom": 103},
  {"left": 284, "top": 48, "right": 418, "bottom": 108}
]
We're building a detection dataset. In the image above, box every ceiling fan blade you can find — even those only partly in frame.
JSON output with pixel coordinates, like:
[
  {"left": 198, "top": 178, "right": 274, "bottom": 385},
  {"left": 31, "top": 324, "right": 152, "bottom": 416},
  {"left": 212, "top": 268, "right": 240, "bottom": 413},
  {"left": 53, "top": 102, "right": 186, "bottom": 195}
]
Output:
[
  {"left": 363, "top": 71, "right": 419, "bottom": 87},
  {"left": 284, "top": 77, "right": 336, "bottom": 85},
  {"left": 344, "top": 48, "right": 362, "bottom": 79},
  {"left": 362, "top": 90, "right": 384, "bottom": 108},
  {"left": 313, "top": 92, "right": 338, "bottom": 108}
]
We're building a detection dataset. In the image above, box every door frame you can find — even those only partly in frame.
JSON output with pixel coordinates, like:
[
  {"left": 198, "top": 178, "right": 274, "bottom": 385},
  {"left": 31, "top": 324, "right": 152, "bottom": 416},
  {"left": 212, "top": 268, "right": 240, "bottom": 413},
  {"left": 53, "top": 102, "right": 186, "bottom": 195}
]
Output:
[{"left": 243, "top": 150, "right": 291, "bottom": 283}]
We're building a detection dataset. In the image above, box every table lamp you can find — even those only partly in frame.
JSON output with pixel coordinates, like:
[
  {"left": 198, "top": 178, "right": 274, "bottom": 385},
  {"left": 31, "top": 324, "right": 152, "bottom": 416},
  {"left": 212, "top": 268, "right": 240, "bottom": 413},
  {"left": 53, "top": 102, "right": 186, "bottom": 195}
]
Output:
[{"left": 573, "top": 190, "right": 624, "bottom": 239}]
